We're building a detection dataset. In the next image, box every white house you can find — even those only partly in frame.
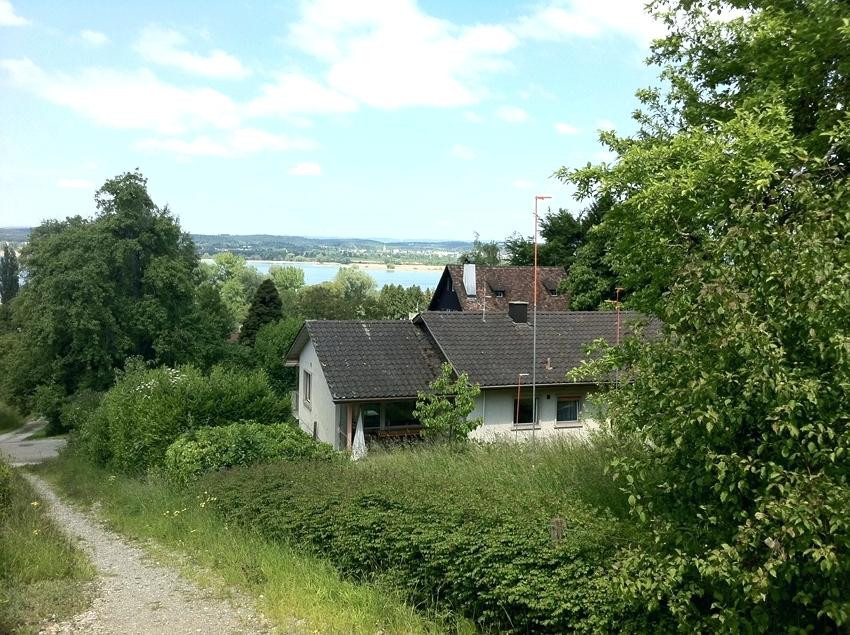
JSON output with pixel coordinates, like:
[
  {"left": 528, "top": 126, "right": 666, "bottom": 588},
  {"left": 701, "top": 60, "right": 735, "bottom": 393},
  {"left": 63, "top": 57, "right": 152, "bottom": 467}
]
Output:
[{"left": 285, "top": 306, "right": 656, "bottom": 450}]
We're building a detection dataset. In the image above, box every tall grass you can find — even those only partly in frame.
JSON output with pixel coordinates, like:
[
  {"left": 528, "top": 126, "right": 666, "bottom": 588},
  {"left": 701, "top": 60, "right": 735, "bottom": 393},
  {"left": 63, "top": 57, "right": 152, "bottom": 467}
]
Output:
[
  {"left": 0, "top": 460, "right": 95, "bottom": 634},
  {"left": 36, "top": 452, "right": 474, "bottom": 634}
]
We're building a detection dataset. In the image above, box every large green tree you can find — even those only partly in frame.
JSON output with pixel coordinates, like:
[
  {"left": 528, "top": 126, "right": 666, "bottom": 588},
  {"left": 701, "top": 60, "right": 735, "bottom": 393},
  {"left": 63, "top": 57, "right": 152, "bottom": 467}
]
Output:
[
  {"left": 564, "top": 1, "right": 850, "bottom": 631},
  {"left": 0, "top": 243, "right": 19, "bottom": 304},
  {"left": 3, "top": 171, "right": 229, "bottom": 407}
]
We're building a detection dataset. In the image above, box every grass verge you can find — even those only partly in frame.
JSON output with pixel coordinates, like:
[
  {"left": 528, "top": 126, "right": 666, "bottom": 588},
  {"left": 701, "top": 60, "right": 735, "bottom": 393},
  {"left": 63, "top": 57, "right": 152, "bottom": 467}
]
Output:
[
  {"left": 35, "top": 451, "right": 474, "bottom": 634},
  {"left": 0, "top": 461, "right": 95, "bottom": 634}
]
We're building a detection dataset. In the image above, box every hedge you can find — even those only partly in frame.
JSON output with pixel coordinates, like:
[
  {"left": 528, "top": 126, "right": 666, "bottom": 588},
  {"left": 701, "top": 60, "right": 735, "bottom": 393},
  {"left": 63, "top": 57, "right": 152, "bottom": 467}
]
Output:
[
  {"left": 201, "top": 446, "right": 663, "bottom": 633},
  {"left": 163, "top": 421, "right": 337, "bottom": 484}
]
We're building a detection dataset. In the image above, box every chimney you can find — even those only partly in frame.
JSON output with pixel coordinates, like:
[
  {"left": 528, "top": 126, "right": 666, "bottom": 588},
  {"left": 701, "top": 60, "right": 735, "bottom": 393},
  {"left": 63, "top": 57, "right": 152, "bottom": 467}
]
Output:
[
  {"left": 462, "top": 263, "right": 476, "bottom": 297},
  {"left": 508, "top": 301, "right": 528, "bottom": 323}
]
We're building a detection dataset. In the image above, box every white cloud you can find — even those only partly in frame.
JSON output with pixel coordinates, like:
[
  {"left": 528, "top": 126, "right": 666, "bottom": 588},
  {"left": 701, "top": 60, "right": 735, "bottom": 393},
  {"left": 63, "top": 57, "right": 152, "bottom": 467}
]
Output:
[
  {"left": 289, "top": 161, "right": 322, "bottom": 176},
  {"left": 496, "top": 105, "right": 528, "bottom": 123},
  {"left": 135, "top": 26, "right": 249, "bottom": 79},
  {"left": 554, "top": 122, "right": 579, "bottom": 134},
  {"left": 56, "top": 178, "right": 93, "bottom": 189},
  {"left": 288, "top": 0, "right": 518, "bottom": 109},
  {"left": 246, "top": 73, "right": 357, "bottom": 118},
  {"left": 0, "top": 58, "right": 241, "bottom": 134},
  {"left": 514, "top": 0, "right": 664, "bottom": 48},
  {"left": 451, "top": 144, "right": 475, "bottom": 160},
  {"left": 137, "top": 129, "right": 315, "bottom": 157},
  {"left": 464, "top": 111, "right": 483, "bottom": 123},
  {"left": 81, "top": 30, "right": 109, "bottom": 47},
  {"left": 596, "top": 118, "right": 616, "bottom": 131},
  {"left": 513, "top": 179, "right": 533, "bottom": 190},
  {"left": 0, "top": 1, "right": 27, "bottom": 27}
]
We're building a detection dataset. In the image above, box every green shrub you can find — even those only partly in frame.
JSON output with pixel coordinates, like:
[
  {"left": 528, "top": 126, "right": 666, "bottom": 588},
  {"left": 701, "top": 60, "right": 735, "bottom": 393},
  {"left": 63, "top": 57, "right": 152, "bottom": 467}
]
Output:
[
  {"left": 79, "top": 364, "right": 289, "bottom": 473},
  {"left": 163, "top": 421, "right": 336, "bottom": 484},
  {"left": 59, "top": 389, "right": 102, "bottom": 432},
  {"left": 33, "top": 383, "right": 65, "bottom": 435},
  {"left": 201, "top": 439, "right": 657, "bottom": 633},
  {"left": 0, "top": 401, "right": 23, "bottom": 433}
]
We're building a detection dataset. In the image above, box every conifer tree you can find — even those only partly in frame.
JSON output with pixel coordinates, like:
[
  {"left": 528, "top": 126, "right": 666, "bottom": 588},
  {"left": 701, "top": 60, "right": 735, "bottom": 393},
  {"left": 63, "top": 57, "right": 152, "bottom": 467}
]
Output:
[
  {"left": 239, "top": 278, "right": 283, "bottom": 345},
  {"left": 0, "top": 243, "right": 19, "bottom": 304}
]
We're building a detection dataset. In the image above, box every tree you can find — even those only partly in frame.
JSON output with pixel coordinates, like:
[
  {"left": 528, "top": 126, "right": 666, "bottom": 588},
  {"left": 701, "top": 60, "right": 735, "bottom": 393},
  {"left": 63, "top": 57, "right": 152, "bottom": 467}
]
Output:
[
  {"left": 297, "top": 283, "right": 351, "bottom": 320},
  {"left": 268, "top": 265, "right": 305, "bottom": 295},
  {"left": 239, "top": 279, "right": 283, "bottom": 345},
  {"left": 204, "top": 252, "right": 263, "bottom": 324},
  {"left": 503, "top": 232, "right": 533, "bottom": 265},
  {"left": 562, "top": 1, "right": 850, "bottom": 630},
  {"left": 413, "top": 363, "right": 482, "bottom": 445},
  {"left": 374, "top": 284, "right": 429, "bottom": 319},
  {"left": 0, "top": 243, "right": 19, "bottom": 304},
  {"left": 254, "top": 317, "right": 302, "bottom": 395},
  {"left": 563, "top": 196, "right": 619, "bottom": 310},
  {"left": 458, "top": 233, "right": 501, "bottom": 265}
]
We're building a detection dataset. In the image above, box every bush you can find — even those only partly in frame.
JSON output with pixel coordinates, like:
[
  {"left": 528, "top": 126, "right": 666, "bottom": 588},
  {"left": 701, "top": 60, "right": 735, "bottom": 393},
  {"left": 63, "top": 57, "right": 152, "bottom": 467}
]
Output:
[
  {"left": 33, "top": 383, "right": 66, "bottom": 435},
  {"left": 0, "top": 401, "right": 23, "bottom": 433},
  {"left": 0, "top": 459, "right": 12, "bottom": 511},
  {"left": 59, "top": 389, "right": 102, "bottom": 432},
  {"left": 79, "top": 364, "right": 289, "bottom": 473},
  {"left": 163, "top": 421, "right": 336, "bottom": 484},
  {"left": 201, "top": 439, "right": 657, "bottom": 633}
]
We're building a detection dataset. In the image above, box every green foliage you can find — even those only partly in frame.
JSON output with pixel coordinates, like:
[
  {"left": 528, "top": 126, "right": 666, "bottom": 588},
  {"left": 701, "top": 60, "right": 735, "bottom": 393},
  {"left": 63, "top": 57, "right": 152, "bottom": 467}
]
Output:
[
  {"left": 203, "top": 252, "right": 264, "bottom": 324},
  {"left": 32, "top": 383, "right": 65, "bottom": 436},
  {"left": 253, "top": 318, "right": 301, "bottom": 395},
  {"left": 458, "top": 232, "right": 500, "bottom": 265},
  {"left": 59, "top": 389, "right": 102, "bottom": 432},
  {"left": 0, "top": 401, "right": 23, "bottom": 433},
  {"left": 4, "top": 171, "right": 225, "bottom": 407},
  {"left": 413, "top": 363, "right": 482, "bottom": 444},
  {"left": 268, "top": 265, "right": 305, "bottom": 294},
  {"left": 559, "top": 1, "right": 850, "bottom": 631},
  {"left": 163, "top": 421, "right": 337, "bottom": 484},
  {"left": 79, "top": 364, "right": 289, "bottom": 473},
  {"left": 0, "top": 243, "right": 19, "bottom": 304},
  {"left": 374, "top": 284, "right": 429, "bottom": 319},
  {"left": 202, "top": 438, "right": 651, "bottom": 633},
  {"left": 239, "top": 279, "right": 283, "bottom": 345}
]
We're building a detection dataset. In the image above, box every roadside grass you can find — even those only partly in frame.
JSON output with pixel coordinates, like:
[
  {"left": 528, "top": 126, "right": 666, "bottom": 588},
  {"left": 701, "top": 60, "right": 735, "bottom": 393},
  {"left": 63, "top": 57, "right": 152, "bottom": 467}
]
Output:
[
  {"left": 0, "top": 461, "right": 95, "bottom": 634},
  {"left": 36, "top": 451, "right": 475, "bottom": 634}
]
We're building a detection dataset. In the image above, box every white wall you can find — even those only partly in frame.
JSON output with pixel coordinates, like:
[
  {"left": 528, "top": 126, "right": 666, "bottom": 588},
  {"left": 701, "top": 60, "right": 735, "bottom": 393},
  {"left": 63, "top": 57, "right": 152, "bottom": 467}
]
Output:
[
  {"left": 468, "top": 385, "right": 597, "bottom": 442},
  {"left": 296, "top": 339, "right": 339, "bottom": 448}
]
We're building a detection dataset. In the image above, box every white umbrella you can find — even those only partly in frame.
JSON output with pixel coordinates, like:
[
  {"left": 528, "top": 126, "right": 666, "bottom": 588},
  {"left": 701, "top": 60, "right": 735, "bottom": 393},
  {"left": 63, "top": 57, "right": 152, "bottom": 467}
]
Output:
[{"left": 351, "top": 410, "right": 367, "bottom": 461}]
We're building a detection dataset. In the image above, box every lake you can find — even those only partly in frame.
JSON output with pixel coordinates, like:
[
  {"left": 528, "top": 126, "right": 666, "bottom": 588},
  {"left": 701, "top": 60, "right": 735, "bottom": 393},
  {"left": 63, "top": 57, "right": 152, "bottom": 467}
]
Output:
[{"left": 206, "top": 260, "right": 444, "bottom": 289}]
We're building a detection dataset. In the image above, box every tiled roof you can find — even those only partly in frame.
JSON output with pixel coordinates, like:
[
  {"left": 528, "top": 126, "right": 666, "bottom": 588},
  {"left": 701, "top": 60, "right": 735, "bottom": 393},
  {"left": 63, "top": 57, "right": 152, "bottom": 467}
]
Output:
[
  {"left": 301, "top": 320, "right": 444, "bottom": 401},
  {"left": 430, "top": 265, "right": 568, "bottom": 311},
  {"left": 415, "top": 310, "right": 659, "bottom": 387}
]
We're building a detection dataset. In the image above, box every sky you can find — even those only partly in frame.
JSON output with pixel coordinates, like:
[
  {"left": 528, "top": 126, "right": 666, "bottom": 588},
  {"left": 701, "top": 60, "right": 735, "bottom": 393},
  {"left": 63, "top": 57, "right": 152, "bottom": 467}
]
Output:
[{"left": 0, "top": 0, "right": 663, "bottom": 241}]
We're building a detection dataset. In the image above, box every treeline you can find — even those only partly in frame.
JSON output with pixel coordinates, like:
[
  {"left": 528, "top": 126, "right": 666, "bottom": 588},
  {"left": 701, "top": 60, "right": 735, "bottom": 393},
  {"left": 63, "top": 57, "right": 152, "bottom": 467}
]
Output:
[{"left": 0, "top": 172, "right": 429, "bottom": 434}]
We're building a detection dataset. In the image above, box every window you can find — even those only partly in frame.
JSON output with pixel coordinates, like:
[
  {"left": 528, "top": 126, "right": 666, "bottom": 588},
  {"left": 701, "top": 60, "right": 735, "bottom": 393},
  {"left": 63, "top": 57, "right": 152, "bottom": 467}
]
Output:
[
  {"left": 557, "top": 398, "right": 581, "bottom": 423},
  {"left": 513, "top": 397, "right": 534, "bottom": 424},
  {"left": 302, "top": 370, "right": 312, "bottom": 406},
  {"left": 385, "top": 401, "right": 417, "bottom": 427},
  {"left": 493, "top": 290, "right": 505, "bottom": 297},
  {"left": 360, "top": 404, "right": 381, "bottom": 429},
  {"left": 548, "top": 288, "right": 558, "bottom": 296}
]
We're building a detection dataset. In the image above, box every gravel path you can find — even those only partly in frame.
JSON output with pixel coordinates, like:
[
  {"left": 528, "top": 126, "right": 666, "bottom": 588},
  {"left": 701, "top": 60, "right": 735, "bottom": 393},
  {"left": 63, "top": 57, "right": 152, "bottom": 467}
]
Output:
[
  {"left": 24, "top": 474, "right": 276, "bottom": 635},
  {"left": 0, "top": 420, "right": 66, "bottom": 466}
]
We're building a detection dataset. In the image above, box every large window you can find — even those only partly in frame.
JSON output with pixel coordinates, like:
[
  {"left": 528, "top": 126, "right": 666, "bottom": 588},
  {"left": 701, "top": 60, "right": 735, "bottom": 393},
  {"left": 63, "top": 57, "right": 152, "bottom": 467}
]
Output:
[
  {"left": 513, "top": 397, "right": 534, "bottom": 424},
  {"left": 360, "top": 404, "right": 381, "bottom": 429},
  {"left": 385, "top": 401, "right": 417, "bottom": 427},
  {"left": 557, "top": 397, "right": 581, "bottom": 423},
  {"left": 302, "top": 370, "right": 312, "bottom": 407}
]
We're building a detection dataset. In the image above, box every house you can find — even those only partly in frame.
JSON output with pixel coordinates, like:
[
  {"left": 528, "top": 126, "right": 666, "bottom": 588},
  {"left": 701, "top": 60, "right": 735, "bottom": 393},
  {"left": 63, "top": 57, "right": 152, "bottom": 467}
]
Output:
[
  {"left": 428, "top": 264, "right": 568, "bottom": 312},
  {"left": 285, "top": 306, "right": 656, "bottom": 448}
]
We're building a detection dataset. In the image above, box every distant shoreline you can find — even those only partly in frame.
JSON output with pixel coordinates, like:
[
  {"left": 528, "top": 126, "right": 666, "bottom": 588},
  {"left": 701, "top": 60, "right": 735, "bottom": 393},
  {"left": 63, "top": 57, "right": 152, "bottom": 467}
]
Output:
[{"left": 202, "top": 258, "right": 446, "bottom": 273}]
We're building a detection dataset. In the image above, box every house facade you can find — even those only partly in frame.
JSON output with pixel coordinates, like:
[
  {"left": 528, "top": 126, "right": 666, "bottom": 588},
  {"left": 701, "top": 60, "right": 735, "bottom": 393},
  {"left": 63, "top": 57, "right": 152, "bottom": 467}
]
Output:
[{"left": 286, "top": 308, "right": 655, "bottom": 450}]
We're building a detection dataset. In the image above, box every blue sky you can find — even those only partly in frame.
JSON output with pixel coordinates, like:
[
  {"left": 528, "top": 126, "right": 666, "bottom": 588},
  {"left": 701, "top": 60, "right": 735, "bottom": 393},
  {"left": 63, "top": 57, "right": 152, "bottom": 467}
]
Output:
[{"left": 0, "top": 0, "right": 662, "bottom": 240}]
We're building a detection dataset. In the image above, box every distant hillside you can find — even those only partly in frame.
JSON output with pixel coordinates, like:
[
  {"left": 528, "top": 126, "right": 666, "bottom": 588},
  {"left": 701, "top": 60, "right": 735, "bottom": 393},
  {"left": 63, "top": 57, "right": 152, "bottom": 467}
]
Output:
[{"left": 0, "top": 228, "right": 471, "bottom": 260}]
